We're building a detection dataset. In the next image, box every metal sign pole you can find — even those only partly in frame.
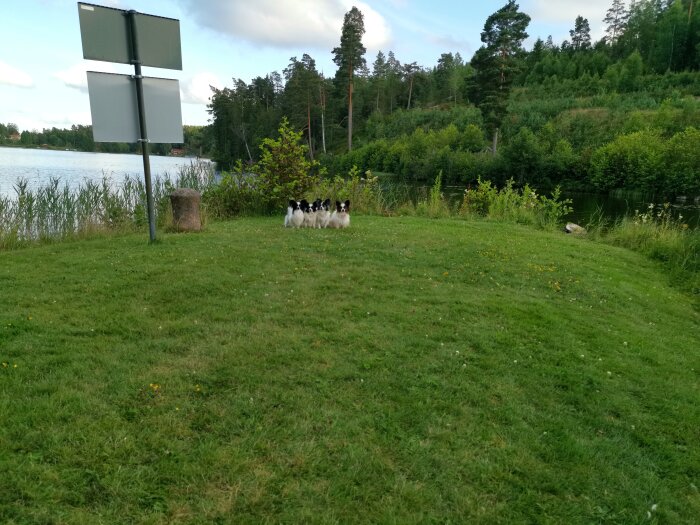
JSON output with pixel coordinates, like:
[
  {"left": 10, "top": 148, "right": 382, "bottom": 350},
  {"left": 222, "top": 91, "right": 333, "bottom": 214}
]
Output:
[{"left": 126, "top": 10, "right": 156, "bottom": 243}]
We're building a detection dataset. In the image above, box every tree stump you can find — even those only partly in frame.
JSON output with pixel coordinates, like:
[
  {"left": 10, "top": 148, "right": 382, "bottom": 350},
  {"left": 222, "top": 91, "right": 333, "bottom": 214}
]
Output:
[{"left": 170, "top": 188, "right": 202, "bottom": 232}]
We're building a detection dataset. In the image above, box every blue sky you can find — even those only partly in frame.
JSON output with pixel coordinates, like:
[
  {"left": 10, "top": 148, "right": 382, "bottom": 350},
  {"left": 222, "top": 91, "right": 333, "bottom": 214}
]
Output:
[{"left": 1, "top": 0, "right": 612, "bottom": 132}]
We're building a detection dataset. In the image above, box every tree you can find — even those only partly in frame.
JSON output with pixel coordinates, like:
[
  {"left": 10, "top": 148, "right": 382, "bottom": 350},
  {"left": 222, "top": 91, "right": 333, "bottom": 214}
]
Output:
[
  {"left": 386, "top": 51, "right": 402, "bottom": 112},
  {"left": 618, "top": 0, "right": 663, "bottom": 61},
  {"left": 604, "top": 0, "right": 628, "bottom": 45},
  {"left": 332, "top": 6, "right": 366, "bottom": 152},
  {"left": 403, "top": 62, "right": 420, "bottom": 110},
  {"left": 283, "top": 54, "right": 321, "bottom": 158},
  {"left": 434, "top": 52, "right": 464, "bottom": 106},
  {"left": 470, "top": 0, "right": 530, "bottom": 154},
  {"left": 651, "top": 0, "right": 690, "bottom": 71},
  {"left": 371, "top": 51, "right": 388, "bottom": 112},
  {"left": 570, "top": 16, "right": 592, "bottom": 51},
  {"left": 256, "top": 117, "right": 320, "bottom": 210}
]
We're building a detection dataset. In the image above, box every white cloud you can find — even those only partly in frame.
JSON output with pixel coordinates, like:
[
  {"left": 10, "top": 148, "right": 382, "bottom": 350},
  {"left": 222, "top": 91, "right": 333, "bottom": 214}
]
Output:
[
  {"left": 0, "top": 60, "right": 34, "bottom": 88},
  {"left": 178, "top": 0, "right": 390, "bottom": 51},
  {"left": 527, "top": 0, "right": 611, "bottom": 40},
  {"left": 5, "top": 109, "right": 92, "bottom": 132},
  {"left": 181, "top": 72, "right": 224, "bottom": 105},
  {"left": 529, "top": 0, "right": 611, "bottom": 23},
  {"left": 54, "top": 61, "right": 119, "bottom": 92}
]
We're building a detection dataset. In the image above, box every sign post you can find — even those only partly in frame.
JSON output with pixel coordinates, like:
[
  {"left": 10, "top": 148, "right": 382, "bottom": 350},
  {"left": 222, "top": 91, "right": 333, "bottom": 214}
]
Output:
[
  {"left": 77, "top": 2, "right": 183, "bottom": 243},
  {"left": 126, "top": 9, "right": 156, "bottom": 242}
]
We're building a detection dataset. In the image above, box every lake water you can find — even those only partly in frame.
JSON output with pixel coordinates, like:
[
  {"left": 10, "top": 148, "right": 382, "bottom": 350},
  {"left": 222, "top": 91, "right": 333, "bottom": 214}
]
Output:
[
  {"left": 2, "top": 147, "right": 698, "bottom": 227},
  {"left": 0, "top": 147, "right": 206, "bottom": 198}
]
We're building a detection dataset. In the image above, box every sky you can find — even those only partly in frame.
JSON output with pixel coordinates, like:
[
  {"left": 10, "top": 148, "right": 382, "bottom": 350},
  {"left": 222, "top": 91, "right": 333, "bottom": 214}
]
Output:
[{"left": 1, "top": 0, "right": 614, "bottom": 132}]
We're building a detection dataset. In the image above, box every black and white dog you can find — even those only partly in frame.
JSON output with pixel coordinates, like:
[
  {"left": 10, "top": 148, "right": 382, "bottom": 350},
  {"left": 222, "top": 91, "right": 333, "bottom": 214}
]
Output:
[
  {"left": 284, "top": 199, "right": 304, "bottom": 228},
  {"left": 313, "top": 198, "right": 332, "bottom": 229},
  {"left": 302, "top": 199, "right": 317, "bottom": 228},
  {"left": 328, "top": 200, "right": 350, "bottom": 229}
]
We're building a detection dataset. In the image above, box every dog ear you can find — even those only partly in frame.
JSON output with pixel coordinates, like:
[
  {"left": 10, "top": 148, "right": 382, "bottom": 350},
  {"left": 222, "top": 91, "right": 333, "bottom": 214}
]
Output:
[
  {"left": 288, "top": 199, "right": 296, "bottom": 207},
  {"left": 323, "top": 198, "right": 331, "bottom": 206},
  {"left": 335, "top": 200, "right": 341, "bottom": 211},
  {"left": 344, "top": 200, "right": 350, "bottom": 211}
]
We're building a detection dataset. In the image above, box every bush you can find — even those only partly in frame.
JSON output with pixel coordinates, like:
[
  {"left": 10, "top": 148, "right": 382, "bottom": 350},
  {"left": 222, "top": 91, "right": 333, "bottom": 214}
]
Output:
[
  {"left": 590, "top": 130, "right": 665, "bottom": 192},
  {"left": 256, "top": 117, "right": 322, "bottom": 211},
  {"left": 459, "top": 178, "right": 572, "bottom": 229},
  {"left": 663, "top": 127, "right": 700, "bottom": 195},
  {"left": 310, "top": 166, "right": 386, "bottom": 215}
]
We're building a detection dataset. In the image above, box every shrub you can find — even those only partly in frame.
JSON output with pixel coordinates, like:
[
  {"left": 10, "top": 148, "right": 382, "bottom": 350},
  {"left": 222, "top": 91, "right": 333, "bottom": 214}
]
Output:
[
  {"left": 663, "top": 127, "right": 700, "bottom": 195},
  {"left": 414, "top": 171, "right": 451, "bottom": 218},
  {"left": 256, "top": 117, "right": 322, "bottom": 211},
  {"left": 309, "top": 166, "right": 386, "bottom": 215},
  {"left": 459, "top": 178, "right": 572, "bottom": 229},
  {"left": 590, "top": 130, "right": 665, "bottom": 192}
]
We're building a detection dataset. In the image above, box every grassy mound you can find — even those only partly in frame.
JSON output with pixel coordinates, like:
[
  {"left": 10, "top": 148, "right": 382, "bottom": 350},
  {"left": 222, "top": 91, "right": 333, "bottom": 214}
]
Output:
[{"left": 1, "top": 217, "right": 698, "bottom": 523}]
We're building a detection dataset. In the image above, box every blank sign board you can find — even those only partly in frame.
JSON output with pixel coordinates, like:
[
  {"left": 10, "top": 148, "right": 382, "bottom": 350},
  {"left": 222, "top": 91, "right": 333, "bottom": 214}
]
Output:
[
  {"left": 78, "top": 3, "right": 182, "bottom": 70},
  {"left": 87, "top": 72, "right": 184, "bottom": 143}
]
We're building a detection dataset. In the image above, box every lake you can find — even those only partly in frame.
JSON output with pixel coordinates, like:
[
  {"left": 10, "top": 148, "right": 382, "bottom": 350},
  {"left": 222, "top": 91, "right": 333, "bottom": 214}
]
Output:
[
  {"left": 0, "top": 147, "right": 207, "bottom": 198},
  {"left": 2, "top": 147, "right": 698, "bottom": 227}
]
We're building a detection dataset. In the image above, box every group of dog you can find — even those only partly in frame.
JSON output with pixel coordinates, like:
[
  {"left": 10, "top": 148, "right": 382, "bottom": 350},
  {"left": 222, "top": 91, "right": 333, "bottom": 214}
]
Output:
[{"left": 284, "top": 198, "right": 351, "bottom": 229}]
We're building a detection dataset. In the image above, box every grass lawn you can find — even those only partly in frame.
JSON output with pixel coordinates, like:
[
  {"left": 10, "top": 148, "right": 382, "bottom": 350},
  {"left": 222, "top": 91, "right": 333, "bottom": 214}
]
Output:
[{"left": 1, "top": 216, "right": 698, "bottom": 524}]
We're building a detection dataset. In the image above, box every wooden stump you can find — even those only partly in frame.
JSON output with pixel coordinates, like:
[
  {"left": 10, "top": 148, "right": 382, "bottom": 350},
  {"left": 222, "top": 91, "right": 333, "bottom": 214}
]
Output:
[{"left": 170, "top": 188, "right": 201, "bottom": 232}]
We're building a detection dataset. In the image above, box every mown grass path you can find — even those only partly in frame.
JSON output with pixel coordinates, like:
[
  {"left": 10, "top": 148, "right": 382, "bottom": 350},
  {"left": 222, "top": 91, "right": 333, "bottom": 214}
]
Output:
[{"left": 1, "top": 217, "right": 698, "bottom": 524}]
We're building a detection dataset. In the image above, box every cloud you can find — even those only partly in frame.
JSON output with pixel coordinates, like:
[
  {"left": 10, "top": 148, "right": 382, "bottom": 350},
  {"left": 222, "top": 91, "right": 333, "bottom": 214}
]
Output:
[
  {"left": 427, "top": 34, "right": 472, "bottom": 55},
  {"left": 0, "top": 61, "right": 34, "bottom": 88},
  {"left": 527, "top": 0, "right": 610, "bottom": 39},
  {"left": 177, "top": 0, "right": 390, "bottom": 51},
  {"left": 528, "top": 0, "right": 611, "bottom": 23},
  {"left": 5, "top": 109, "right": 92, "bottom": 133},
  {"left": 181, "top": 72, "right": 224, "bottom": 105},
  {"left": 54, "top": 61, "right": 119, "bottom": 92}
]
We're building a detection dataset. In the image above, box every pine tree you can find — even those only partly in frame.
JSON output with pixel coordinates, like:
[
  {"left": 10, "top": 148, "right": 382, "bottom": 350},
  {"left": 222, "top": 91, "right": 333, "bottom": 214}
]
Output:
[
  {"left": 570, "top": 16, "right": 592, "bottom": 50},
  {"left": 604, "top": 0, "right": 629, "bottom": 45},
  {"left": 332, "top": 6, "right": 366, "bottom": 152},
  {"left": 470, "top": 0, "right": 530, "bottom": 153}
]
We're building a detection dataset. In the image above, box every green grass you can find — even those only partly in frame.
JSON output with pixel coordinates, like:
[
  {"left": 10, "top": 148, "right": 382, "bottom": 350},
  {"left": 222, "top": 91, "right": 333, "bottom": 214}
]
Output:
[{"left": 1, "top": 216, "right": 699, "bottom": 524}]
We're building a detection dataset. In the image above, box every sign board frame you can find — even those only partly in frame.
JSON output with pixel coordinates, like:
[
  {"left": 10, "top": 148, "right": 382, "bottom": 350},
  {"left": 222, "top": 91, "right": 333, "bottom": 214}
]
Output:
[{"left": 78, "top": 2, "right": 182, "bottom": 70}]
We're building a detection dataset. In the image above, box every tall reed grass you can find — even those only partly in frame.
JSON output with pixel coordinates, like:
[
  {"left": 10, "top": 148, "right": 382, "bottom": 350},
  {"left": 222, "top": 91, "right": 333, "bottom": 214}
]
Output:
[
  {"left": 0, "top": 161, "right": 214, "bottom": 249},
  {"left": 585, "top": 203, "right": 699, "bottom": 296}
]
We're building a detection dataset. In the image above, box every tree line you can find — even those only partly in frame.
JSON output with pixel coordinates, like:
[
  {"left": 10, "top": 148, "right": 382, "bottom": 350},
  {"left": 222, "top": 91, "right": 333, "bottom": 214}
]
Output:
[
  {"left": 207, "top": 0, "right": 700, "bottom": 196},
  {"left": 0, "top": 122, "right": 209, "bottom": 157}
]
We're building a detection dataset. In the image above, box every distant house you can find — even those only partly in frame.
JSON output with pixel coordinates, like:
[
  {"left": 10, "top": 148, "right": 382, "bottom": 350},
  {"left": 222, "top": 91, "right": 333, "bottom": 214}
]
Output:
[
  {"left": 170, "top": 147, "right": 185, "bottom": 157},
  {"left": 9, "top": 132, "right": 20, "bottom": 142}
]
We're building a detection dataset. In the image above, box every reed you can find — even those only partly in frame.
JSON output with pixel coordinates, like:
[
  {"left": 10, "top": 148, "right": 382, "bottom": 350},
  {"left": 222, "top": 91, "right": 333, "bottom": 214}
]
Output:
[
  {"left": 587, "top": 203, "right": 699, "bottom": 295},
  {"left": 0, "top": 160, "right": 215, "bottom": 249}
]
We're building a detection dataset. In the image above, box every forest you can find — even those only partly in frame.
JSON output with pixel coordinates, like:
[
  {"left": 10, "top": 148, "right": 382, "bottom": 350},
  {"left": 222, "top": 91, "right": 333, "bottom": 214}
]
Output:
[
  {"left": 206, "top": 0, "right": 700, "bottom": 197},
  {"left": 0, "top": 123, "right": 207, "bottom": 158},
  {"left": 3, "top": 0, "right": 700, "bottom": 196}
]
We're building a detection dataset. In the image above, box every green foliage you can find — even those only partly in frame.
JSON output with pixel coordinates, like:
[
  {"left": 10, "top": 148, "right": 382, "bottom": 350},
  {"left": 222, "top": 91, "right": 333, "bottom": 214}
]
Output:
[
  {"left": 501, "top": 127, "right": 544, "bottom": 185},
  {"left": 412, "top": 171, "right": 452, "bottom": 218},
  {"left": 663, "top": 127, "right": 700, "bottom": 195},
  {"left": 460, "top": 178, "right": 572, "bottom": 229},
  {"left": 310, "top": 166, "right": 385, "bottom": 214},
  {"left": 201, "top": 165, "right": 268, "bottom": 218},
  {"left": 204, "top": 119, "right": 323, "bottom": 217},
  {"left": 470, "top": 0, "right": 531, "bottom": 145},
  {"left": 591, "top": 203, "right": 699, "bottom": 294},
  {"left": 618, "top": 51, "right": 644, "bottom": 92},
  {"left": 256, "top": 118, "right": 321, "bottom": 210},
  {"left": 590, "top": 130, "right": 663, "bottom": 192}
]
